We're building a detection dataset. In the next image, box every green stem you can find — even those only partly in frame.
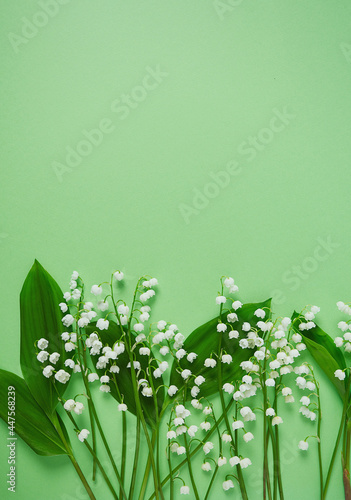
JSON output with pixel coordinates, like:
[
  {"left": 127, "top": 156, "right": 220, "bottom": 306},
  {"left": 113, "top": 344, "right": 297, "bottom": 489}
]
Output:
[
  {"left": 74, "top": 290, "right": 97, "bottom": 480},
  {"left": 262, "top": 332, "right": 272, "bottom": 500},
  {"left": 227, "top": 403, "right": 248, "bottom": 500},
  {"left": 139, "top": 431, "right": 157, "bottom": 500},
  {"left": 324, "top": 410, "right": 347, "bottom": 497},
  {"left": 87, "top": 398, "right": 97, "bottom": 481},
  {"left": 217, "top": 289, "right": 248, "bottom": 500},
  {"left": 129, "top": 415, "right": 141, "bottom": 500},
  {"left": 121, "top": 412, "right": 127, "bottom": 499},
  {"left": 111, "top": 374, "right": 128, "bottom": 499},
  {"left": 273, "top": 388, "right": 284, "bottom": 500},
  {"left": 57, "top": 404, "right": 116, "bottom": 500},
  {"left": 131, "top": 359, "right": 160, "bottom": 499},
  {"left": 265, "top": 419, "right": 274, "bottom": 500},
  {"left": 68, "top": 454, "right": 97, "bottom": 500},
  {"left": 344, "top": 419, "right": 348, "bottom": 461},
  {"left": 165, "top": 409, "right": 175, "bottom": 500},
  {"left": 324, "top": 376, "right": 351, "bottom": 497},
  {"left": 204, "top": 410, "right": 222, "bottom": 500},
  {"left": 204, "top": 465, "right": 219, "bottom": 500},
  {"left": 51, "top": 408, "right": 96, "bottom": 500},
  {"left": 147, "top": 399, "right": 234, "bottom": 500},
  {"left": 149, "top": 363, "right": 164, "bottom": 500},
  {"left": 84, "top": 441, "right": 119, "bottom": 500},
  {"left": 184, "top": 433, "right": 200, "bottom": 500},
  {"left": 91, "top": 391, "right": 127, "bottom": 499},
  {"left": 346, "top": 420, "right": 351, "bottom": 472},
  {"left": 274, "top": 425, "right": 284, "bottom": 500},
  {"left": 267, "top": 424, "right": 277, "bottom": 500},
  {"left": 205, "top": 412, "right": 223, "bottom": 500},
  {"left": 344, "top": 420, "right": 351, "bottom": 500},
  {"left": 110, "top": 279, "right": 160, "bottom": 499},
  {"left": 181, "top": 385, "right": 199, "bottom": 499},
  {"left": 78, "top": 331, "right": 127, "bottom": 499},
  {"left": 316, "top": 381, "right": 323, "bottom": 500}
]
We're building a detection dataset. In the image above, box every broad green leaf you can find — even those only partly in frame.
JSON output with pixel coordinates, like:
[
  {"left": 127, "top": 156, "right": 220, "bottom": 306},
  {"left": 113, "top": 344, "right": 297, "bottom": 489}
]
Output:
[
  {"left": 291, "top": 312, "right": 347, "bottom": 400},
  {"left": 86, "top": 322, "right": 164, "bottom": 429},
  {"left": 0, "top": 370, "right": 69, "bottom": 456},
  {"left": 20, "top": 260, "right": 68, "bottom": 415},
  {"left": 169, "top": 299, "right": 272, "bottom": 400}
]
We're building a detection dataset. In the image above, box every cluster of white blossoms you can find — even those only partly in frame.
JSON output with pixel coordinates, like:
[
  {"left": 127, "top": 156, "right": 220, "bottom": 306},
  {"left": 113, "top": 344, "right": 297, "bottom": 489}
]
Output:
[
  {"left": 35, "top": 269, "right": 328, "bottom": 495},
  {"left": 332, "top": 299, "right": 351, "bottom": 384},
  {"left": 334, "top": 301, "right": 351, "bottom": 361},
  {"left": 164, "top": 278, "right": 257, "bottom": 493},
  {"left": 63, "top": 399, "right": 84, "bottom": 414},
  {"left": 37, "top": 268, "right": 178, "bottom": 443},
  {"left": 291, "top": 306, "right": 322, "bottom": 451},
  {"left": 36, "top": 271, "right": 97, "bottom": 388},
  {"left": 35, "top": 336, "right": 71, "bottom": 383},
  {"left": 295, "top": 363, "right": 318, "bottom": 422},
  {"left": 164, "top": 279, "right": 323, "bottom": 495},
  {"left": 79, "top": 272, "right": 164, "bottom": 410}
]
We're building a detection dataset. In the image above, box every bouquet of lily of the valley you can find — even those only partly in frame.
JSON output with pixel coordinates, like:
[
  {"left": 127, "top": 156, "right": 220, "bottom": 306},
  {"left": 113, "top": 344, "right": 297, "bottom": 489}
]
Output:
[{"left": 1, "top": 261, "right": 351, "bottom": 499}]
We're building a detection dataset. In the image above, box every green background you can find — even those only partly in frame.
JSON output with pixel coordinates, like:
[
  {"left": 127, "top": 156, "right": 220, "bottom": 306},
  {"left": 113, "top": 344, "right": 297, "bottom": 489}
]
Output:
[{"left": 1, "top": 0, "right": 351, "bottom": 498}]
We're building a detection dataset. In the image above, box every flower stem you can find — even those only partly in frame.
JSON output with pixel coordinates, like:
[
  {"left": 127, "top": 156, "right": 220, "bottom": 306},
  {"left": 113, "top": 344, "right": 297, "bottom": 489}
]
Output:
[
  {"left": 324, "top": 376, "right": 351, "bottom": 497},
  {"left": 120, "top": 411, "right": 127, "bottom": 499},
  {"left": 111, "top": 374, "right": 128, "bottom": 498},
  {"left": 129, "top": 415, "right": 141, "bottom": 500},
  {"left": 149, "top": 361, "right": 165, "bottom": 500},
  {"left": 110, "top": 278, "right": 161, "bottom": 499},
  {"left": 204, "top": 410, "right": 222, "bottom": 500},
  {"left": 204, "top": 465, "right": 219, "bottom": 500},
  {"left": 78, "top": 331, "right": 127, "bottom": 499},
  {"left": 217, "top": 321, "right": 248, "bottom": 500},
  {"left": 84, "top": 441, "right": 119, "bottom": 500},
  {"left": 272, "top": 388, "right": 284, "bottom": 500},
  {"left": 184, "top": 432, "right": 200, "bottom": 499},
  {"left": 56, "top": 403, "right": 116, "bottom": 500},
  {"left": 342, "top": 419, "right": 351, "bottom": 499},
  {"left": 139, "top": 431, "right": 157, "bottom": 500},
  {"left": 86, "top": 391, "right": 125, "bottom": 493},
  {"left": 343, "top": 466, "right": 351, "bottom": 500},
  {"left": 167, "top": 412, "right": 174, "bottom": 500},
  {"left": 74, "top": 290, "right": 98, "bottom": 480},
  {"left": 147, "top": 399, "right": 234, "bottom": 500},
  {"left": 68, "top": 454, "right": 97, "bottom": 500},
  {"left": 262, "top": 330, "right": 272, "bottom": 500},
  {"left": 233, "top": 404, "right": 249, "bottom": 500},
  {"left": 316, "top": 379, "right": 323, "bottom": 500},
  {"left": 346, "top": 420, "right": 351, "bottom": 473},
  {"left": 51, "top": 409, "right": 97, "bottom": 500},
  {"left": 128, "top": 358, "right": 161, "bottom": 500},
  {"left": 87, "top": 398, "right": 97, "bottom": 481},
  {"left": 267, "top": 424, "right": 277, "bottom": 500}
]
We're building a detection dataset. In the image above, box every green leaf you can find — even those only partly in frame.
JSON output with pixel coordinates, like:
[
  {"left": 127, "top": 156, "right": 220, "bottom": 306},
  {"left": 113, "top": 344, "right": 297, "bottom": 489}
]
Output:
[
  {"left": 291, "top": 312, "right": 347, "bottom": 400},
  {"left": 0, "top": 370, "right": 69, "bottom": 456},
  {"left": 86, "top": 322, "right": 164, "bottom": 429},
  {"left": 20, "top": 260, "right": 68, "bottom": 415},
  {"left": 169, "top": 299, "right": 272, "bottom": 400}
]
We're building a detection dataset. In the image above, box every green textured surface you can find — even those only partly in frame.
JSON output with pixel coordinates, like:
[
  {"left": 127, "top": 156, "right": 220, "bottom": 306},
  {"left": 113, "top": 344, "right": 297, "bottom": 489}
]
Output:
[{"left": 1, "top": 1, "right": 351, "bottom": 498}]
